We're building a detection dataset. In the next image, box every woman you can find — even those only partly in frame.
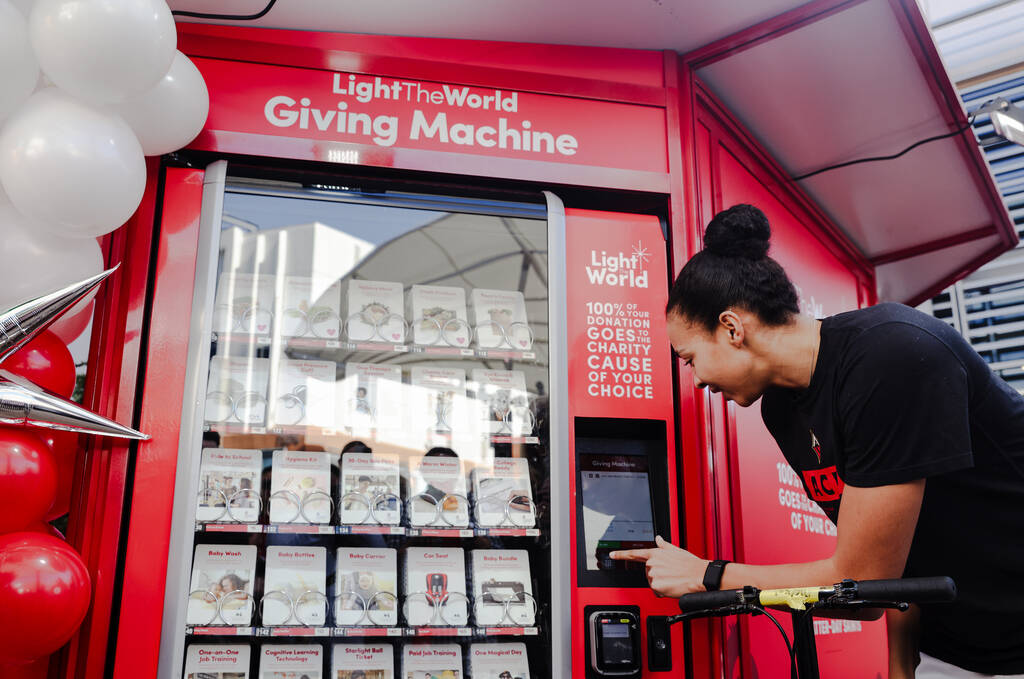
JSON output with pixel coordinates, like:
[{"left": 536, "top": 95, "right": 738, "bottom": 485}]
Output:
[{"left": 611, "top": 205, "right": 1024, "bottom": 678}]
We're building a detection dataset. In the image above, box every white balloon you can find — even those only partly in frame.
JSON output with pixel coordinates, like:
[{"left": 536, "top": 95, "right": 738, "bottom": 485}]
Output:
[
  {"left": 0, "top": 88, "right": 146, "bottom": 238},
  {"left": 118, "top": 51, "right": 210, "bottom": 156},
  {"left": 0, "top": 201, "right": 103, "bottom": 312},
  {"left": 0, "top": 0, "right": 39, "bottom": 124},
  {"left": 30, "top": 0, "right": 176, "bottom": 105}
]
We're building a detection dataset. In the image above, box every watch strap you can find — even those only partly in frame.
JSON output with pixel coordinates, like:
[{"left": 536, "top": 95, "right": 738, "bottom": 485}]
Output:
[{"left": 702, "top": 559, "right": 730, "bottom": 591}]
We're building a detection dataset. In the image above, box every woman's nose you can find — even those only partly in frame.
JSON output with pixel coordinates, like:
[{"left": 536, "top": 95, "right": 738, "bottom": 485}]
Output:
[{"left": 692, "top": 372, "right": 706, "bottom": 389}]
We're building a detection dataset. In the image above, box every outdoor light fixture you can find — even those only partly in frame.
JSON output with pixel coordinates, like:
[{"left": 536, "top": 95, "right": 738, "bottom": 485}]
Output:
[{"left": 975, "top": 97, "right": 1024, "bottom": 146}]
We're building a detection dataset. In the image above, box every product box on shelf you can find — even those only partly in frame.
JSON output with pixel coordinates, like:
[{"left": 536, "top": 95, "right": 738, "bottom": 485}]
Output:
[
  {"left": 185, "top": 644, "right": 250, "bottom": 678},
  {"left": 470, "top": 370, "right": 532, "bottom": 436},
  {"left": 408, "top": 452, "right": 469, "bottom": 528},
  {"left": 402, "top": 644, "right": 462, "bottom": 679},
  {"left": 333, "top": 643, "right": 394, "bottom": 678},
  {"left": 346, "top": 280, "right": 406, "bottom": 343},
  {"left": 409, "top": 367, "right": 466, "bottom": 436},
  {"left": 470, "top": 550, "right": 535, "bottom": 626},
  {"left": 196, "top": 448, "right": 262, "bottom": 523},
  {"left": 259, "top": 644, "right": 323, "bottom": 678},
  {"left": 269, "top": 450, "right": 332, "bottom": 524},
  {"left": 205, "top": 356, "right": 271, "bottom": 426},
  {"left": 342, "top": 363, "right": 404, "bottom": 432},
  {"left": 280, "top": 275, "right": 342, "bottom": 339},
  {"left": 404, "top": 548, "right": 468, "bottom": 627},
  {"left": 468, "top": 642, "right": 530, "bottom": 679},
  {"left": 187, "top": 545, "right": 257, "bottom": 626},
  {"left": 270, "top": 358, "right": 337, "bottom": 428},
  {"left": 263, "top": 546, "right": 327, "bottom": 626},
  {"left": 335, "top": 547, "right": 398, "bottom": 626},
  {"left": 339, "top": 452, "right": 401, "bottom": 525},
  {"left": 409, "top": 284, "right": 470, "bottom": 346},
  {"left": 471, "top": 458, "right": 535, "bottom": 528},
  {"left": 212, "top": 272, "right": 275, "bottom": 336},
  {"left": 469, "top": 288, "right": 531, "bottom": 350}
]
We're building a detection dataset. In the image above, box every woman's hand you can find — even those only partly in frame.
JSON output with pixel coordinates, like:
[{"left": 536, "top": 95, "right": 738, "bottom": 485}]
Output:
[{"left": 609, "top": 536, "right": 710, "bottom": 597}]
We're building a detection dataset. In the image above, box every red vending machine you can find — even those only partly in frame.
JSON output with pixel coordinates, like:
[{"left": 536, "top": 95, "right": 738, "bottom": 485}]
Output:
[{"left": 144, "top": 159, "right": 685, "bottom": 679}]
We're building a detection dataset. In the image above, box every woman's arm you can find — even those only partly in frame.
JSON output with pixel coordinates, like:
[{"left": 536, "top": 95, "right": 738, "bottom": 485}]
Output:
[{"left": 610, "top": 480, "right": 925, "bottom": 595}]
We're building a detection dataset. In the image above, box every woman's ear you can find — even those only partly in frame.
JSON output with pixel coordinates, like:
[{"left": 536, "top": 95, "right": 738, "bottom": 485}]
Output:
[{"left": 719, "top": 309, "right": 745, "bottom": 346}]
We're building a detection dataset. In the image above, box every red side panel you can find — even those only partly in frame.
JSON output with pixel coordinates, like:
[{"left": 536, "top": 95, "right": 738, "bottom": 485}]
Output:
[
  {"left": 565, "top": 209, "right": 684, "bottom": 677},
  {"left": 110, "top": 168, "right": 205, "bottom": 679}
]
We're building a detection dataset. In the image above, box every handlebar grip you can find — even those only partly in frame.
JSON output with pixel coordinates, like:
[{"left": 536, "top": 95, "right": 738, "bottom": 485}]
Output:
[
  {"left": 677, "top": 589, "right": 746, "bottom": 613},
  {"left": 853, "top": 576, "right": 956, "bottom": 603}
]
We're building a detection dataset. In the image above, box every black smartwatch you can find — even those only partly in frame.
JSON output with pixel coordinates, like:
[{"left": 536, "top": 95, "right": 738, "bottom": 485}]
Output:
[{"left": 702, "top": 559, "right": 730, "bottom": 591}]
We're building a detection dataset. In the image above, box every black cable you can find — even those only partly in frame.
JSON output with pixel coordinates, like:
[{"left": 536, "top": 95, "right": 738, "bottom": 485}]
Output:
[
  {"left": 791, "top": 115, "right": 976, "bottom": 181},
  {"left": 752, "top": 605, "right": 798, "bottom": 679},
  {"left": 171, "top": 0, "right": 278, "bottom": 21}
]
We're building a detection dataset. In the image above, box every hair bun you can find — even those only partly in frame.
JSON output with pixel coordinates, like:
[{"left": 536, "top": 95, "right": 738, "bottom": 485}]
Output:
[{"left": 703, "top": 204, "right": 771, "bottom": 259}]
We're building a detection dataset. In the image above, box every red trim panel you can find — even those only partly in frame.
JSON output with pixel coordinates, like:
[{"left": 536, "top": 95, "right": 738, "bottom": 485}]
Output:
[
  {"left": 62, "top": 158, "right": 161, "bottom": 679},
  {"left": 110, "top": 168, "right": 205, "bottom": 679}
]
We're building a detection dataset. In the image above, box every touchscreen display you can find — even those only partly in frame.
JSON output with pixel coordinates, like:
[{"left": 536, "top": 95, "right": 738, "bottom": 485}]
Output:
[{"left": 578, "top": 438, "right": 657, "bottom": 571}]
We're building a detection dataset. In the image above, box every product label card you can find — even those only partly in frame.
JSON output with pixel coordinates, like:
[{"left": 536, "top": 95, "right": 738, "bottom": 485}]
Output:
[
  {"left": 470, "top": 551, "right": 534, "bottom": 626},
  {"left": 341, "top": 363, "right": 404, "bottom": 433},
  {"left": 470, "top": 288, "right": 531, "bottom": 350},
  {"left": 263, "top": 546, "right": 327, "bottom": 626},
  {"left": 346, "top": 280, "right": 406, "bottom": 343},
  {"left": 471, "top": 370, "right": 531, "bottom": 436},
  {"left": 468, "top": 643, "right": 530, "bottom": 679},
  {"left": 332, "top": 643, "right": 394, "bottom": 677},
  {"left": 402, "top": 644, "right": 462, "bottom": 679},
  {"left": 271, "top": 358, "right": 337, "bottom": 428},
  {"left": 212, "top": 273, "right": 276, "bottom": 336},
  {"left": 409, "top": 285, "right": 469, "bottom": 346},
  {"left": 196, "top": 448, "right": 262, "bottom": 523},
  {"left": 408, "top": 453, "right": 469, "bottom": 528},
  {"left": 188, "top": 546, "right": 257, "bottom": 626},
  {"left": 186, "top": 644, "right": 251, "bottom": 676},
  {"left": 408, "top": 367, "right": 468, "bottom": 438},
  {"left": 280, "top": 275, "right": 342, "bottom": 339},
  {"left": 472, "top": 458, "right": 535, "bottom": 528},
  {"left": 259, "top": 644, "right": 323, "bottom": 677},
  {"left": 206, "top": 356, "right": 271, "bottom": 426},
  {"left": 404, "top": 548, "right": 467, "bottom": 626},
  {"left": 335, "top": 548, "right": 398, "bottom": 626},
  {"left": 270, "top": 450, "right": 332, "bottom": 524},
  {"left": 339, "top": 452, "right": 401, "bottom": 525}
]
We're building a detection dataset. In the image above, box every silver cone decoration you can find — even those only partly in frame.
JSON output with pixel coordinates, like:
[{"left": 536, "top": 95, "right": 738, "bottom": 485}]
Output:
[
  {"left": 0, "top": 370, "right": 149, "bottom": 440},
  {"left": 0, "top": 265, "right": 149, "bottom": 441},
  {"left": 0, "top": 266, "right": 118, "bottom": 364}
]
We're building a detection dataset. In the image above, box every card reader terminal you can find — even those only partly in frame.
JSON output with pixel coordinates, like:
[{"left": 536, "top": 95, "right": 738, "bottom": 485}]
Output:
[{"left": 588, "top": 609, "right": 642, "bottom": 677}]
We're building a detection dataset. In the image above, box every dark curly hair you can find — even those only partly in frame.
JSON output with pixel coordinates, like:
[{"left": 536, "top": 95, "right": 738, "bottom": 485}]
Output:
[{"left": 667, "top": 204, "right": 799, "bottom": 331}]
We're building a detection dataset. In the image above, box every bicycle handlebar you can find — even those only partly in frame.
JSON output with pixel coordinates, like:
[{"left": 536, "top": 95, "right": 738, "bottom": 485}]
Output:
[{"left": 677, "top": 576, "right": 956, "bottom": 614}]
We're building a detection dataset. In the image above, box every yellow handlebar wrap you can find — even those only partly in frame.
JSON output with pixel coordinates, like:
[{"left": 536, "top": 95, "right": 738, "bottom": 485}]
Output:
[{"left": 757, "top": 587, "right": 827, "bottom": 610}]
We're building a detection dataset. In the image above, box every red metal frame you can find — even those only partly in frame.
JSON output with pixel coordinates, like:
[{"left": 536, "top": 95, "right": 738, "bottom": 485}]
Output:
[
  {"left": 61, "top": 157, "right": 161, "bottom": 679},
  {"left": 110, "top": 168, "right": 206, "bottom": 679}
]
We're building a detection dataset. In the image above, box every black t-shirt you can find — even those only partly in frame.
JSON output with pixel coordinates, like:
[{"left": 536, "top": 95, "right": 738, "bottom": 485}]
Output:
[{"left": 761, "top": 303, "right": 1024, "bottom": 674}]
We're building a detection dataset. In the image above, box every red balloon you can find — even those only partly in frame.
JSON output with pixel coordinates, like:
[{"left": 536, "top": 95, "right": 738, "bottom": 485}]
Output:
[
  {"left": 39, "top": 430, "right": 81, "bottom": 521},
  {"left": 4, "top": 330, "right": 76, "bottom": 398},
  {"left": 0, "top": 429, "right": 57, "bottom": 532},
  {"left": 0, "top": 533, "right": 91, "bottom": 663},
  {"left": 48, "top": 299, "right": 95, "bottom": 346},
  {"left": 0, "top": 655, "right": 50, "bottom": 679}
]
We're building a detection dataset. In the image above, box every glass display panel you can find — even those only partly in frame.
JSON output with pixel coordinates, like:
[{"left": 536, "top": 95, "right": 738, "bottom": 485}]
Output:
[{"left": 177, "top": 176, "right": 551, "bottom": 679}]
